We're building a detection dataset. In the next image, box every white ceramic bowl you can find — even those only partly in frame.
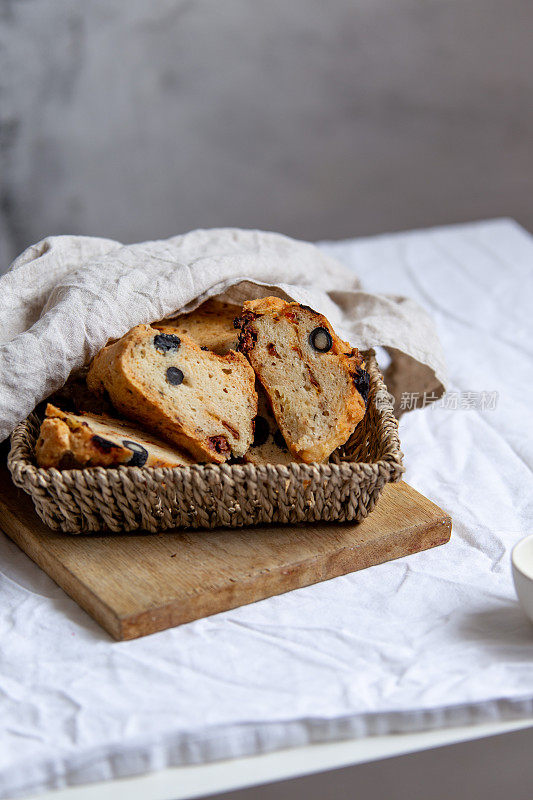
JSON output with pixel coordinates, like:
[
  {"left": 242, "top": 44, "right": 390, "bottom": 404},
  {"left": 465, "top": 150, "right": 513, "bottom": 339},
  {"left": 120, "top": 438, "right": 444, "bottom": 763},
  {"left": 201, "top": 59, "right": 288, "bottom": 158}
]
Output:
[{"left": 512, "top": 534, "right": 533, "bottom": 623}]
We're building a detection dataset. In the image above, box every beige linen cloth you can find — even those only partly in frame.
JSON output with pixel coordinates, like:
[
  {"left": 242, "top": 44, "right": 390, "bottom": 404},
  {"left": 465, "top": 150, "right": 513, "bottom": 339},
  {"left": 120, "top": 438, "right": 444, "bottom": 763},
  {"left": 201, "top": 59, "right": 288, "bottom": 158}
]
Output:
[{"left": 0, "top": 228, "right": 446, "bottom": 442}]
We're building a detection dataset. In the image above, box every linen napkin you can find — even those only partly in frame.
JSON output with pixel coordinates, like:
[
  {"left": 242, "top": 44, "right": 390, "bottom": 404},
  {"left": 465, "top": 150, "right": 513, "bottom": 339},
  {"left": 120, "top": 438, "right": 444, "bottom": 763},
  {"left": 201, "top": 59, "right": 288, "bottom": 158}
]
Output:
[{"left": 0, "top": 228, "right": 446, "bottom": 441}]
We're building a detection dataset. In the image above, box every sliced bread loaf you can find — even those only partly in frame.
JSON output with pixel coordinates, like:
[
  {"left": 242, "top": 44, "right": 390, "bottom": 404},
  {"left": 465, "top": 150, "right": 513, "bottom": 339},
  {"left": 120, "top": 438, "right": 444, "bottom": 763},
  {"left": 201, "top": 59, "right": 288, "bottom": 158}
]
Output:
[
  {"left": 154, "top": 299, "right": 240, "bottom": 355},
  {"left": 87, "top": 325, "right": 257, "bottom": 463},
  {"left": 235, "top": 297, "right": 368, "bottom": 463},
  {"left": 36, "top": 404, "right": 195, "bottom": 469}
]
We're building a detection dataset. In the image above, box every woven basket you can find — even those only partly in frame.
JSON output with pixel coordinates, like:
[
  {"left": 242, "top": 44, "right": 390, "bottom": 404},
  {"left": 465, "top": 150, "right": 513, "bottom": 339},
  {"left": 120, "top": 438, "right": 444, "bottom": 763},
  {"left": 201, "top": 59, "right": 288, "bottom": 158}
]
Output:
[{"left": 7, "top": 351, "right": 404, "bottom": 534}]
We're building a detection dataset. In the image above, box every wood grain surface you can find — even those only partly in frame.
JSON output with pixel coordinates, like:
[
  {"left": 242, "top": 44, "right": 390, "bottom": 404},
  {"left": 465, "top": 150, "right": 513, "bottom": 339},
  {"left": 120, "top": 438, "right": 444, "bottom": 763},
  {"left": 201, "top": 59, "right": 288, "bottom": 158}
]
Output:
[{"left": 0, "top": 461, "right": 451, "bottom": 640}]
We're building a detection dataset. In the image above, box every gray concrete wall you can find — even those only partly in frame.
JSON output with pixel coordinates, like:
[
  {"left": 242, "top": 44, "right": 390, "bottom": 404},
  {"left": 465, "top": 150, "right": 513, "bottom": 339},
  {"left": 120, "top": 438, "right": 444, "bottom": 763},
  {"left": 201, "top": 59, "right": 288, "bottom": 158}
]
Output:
[{"left": 1, "top": 0, "right": 532, "bottom": 265}]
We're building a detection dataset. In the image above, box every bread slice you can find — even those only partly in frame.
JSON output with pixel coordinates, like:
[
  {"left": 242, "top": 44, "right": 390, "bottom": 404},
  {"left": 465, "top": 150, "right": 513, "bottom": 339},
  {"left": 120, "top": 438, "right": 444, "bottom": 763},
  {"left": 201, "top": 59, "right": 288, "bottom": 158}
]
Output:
[
  {"left": 36, "top": 404, "right": 194, "bottom": 469},
  {"left": 244, "top": 389, "right": 296, "bottom": 466},
  {"left": 235, "top": 297, "right": 368, "bottom": 463},
  {"left": 87, "top": 324, "right": 257, "bottom": 463},
  {"left": 154, "top": 299, "right": 240, "bottom": 355}
]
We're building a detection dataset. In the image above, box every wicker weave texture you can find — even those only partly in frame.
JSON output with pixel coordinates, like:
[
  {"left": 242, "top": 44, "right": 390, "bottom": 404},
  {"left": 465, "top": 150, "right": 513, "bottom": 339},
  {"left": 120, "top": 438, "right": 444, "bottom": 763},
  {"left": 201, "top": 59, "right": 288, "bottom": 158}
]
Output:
[{"left": 8, "top": 352, "right": 404, "bottom": 534}]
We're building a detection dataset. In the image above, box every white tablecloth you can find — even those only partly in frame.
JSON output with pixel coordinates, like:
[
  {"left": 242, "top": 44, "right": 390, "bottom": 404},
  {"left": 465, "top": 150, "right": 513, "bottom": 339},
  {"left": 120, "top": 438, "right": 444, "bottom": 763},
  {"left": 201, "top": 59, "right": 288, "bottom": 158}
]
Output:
[{"left": 1, "top": 219, "right": 532, "bottom": 799}]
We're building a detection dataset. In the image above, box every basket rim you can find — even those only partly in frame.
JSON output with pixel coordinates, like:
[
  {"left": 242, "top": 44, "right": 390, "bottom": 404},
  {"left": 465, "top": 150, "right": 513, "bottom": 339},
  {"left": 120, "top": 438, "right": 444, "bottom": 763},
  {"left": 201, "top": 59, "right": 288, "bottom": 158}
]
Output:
[{"left": 8, "top": 350, "right": 404, "bottom": 484}]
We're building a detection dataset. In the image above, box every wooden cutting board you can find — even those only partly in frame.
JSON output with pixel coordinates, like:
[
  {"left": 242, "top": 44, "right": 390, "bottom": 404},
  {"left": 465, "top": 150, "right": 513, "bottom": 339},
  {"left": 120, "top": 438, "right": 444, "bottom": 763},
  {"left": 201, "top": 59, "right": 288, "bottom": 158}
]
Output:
[{"left": 0, "top": 458, "right": 451, "bottom": 640}]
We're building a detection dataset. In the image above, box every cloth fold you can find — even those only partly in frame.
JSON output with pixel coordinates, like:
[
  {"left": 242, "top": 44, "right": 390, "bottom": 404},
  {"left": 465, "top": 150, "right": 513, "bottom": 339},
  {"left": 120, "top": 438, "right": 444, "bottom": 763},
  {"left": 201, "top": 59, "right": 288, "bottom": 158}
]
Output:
[{"left": 0, "top": 228, "right": 446, "bottom": 441}]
